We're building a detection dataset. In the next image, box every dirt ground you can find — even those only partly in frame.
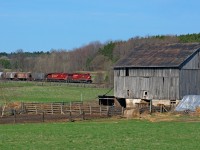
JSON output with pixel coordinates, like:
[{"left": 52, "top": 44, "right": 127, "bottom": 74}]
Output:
[
  {"left": 0, "top": 113, "right": 109, "bottom": 124},
  {"left": 1, "top": 111, "right": 200, "bottom": 124}
]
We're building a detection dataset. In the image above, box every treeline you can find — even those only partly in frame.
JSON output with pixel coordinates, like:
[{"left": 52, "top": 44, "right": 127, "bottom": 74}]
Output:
[{"left": 0, "top": 33, "right": 200, "bottom": 84}]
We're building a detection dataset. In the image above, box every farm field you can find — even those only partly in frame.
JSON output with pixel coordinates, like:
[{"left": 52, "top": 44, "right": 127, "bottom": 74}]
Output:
[
  {"left": 1, "top": 81, "right": 200, "bottom": 149},
  {"left": 0, "top": 119, "right": 200, "bottom": 149},
  {"left": 0, "top": 81, "right": 113, "bottom": 104}
]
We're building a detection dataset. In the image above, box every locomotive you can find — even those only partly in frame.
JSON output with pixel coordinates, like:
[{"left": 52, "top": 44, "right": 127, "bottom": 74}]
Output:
[
  {"left": 0, "top": 72, "right": 92, "bottom": 83},
  {"left": 46, "top": 73, "right": 92, "bottom": 83}
]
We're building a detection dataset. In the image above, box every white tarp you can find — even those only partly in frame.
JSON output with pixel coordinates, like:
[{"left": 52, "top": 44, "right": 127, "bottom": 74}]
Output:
[
  {"left": 0, "top": 72, "right": 3, "bottom": 79},
  {"left": 175, "top": 95, "right": 200, "bottom": 111}
]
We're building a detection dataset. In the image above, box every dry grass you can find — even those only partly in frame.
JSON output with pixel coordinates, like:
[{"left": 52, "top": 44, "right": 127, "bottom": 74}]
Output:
[
  {"left": 124, "top": 107, "right": 200, "bottom": 123},
  {"left": 142, "top": 111, "right": 200, "bottom": 122}
]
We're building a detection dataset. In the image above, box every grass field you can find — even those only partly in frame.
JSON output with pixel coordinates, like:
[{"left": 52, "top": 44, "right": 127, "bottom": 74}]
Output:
[
  {"left": 0, "top": 81, "right": 113, "bottom": 104},
  {"left": 0, "top": 119, "right": 200, "bottom": 150},
  {"left": 1, "top": 81, "right": 200, "bottom": 149}
]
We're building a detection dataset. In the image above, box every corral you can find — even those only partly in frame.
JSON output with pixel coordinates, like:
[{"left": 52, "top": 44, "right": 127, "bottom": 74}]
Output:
[
  {"left": 0, "top": 81, "right": 121, "bottom": 124},
  {"left": 0, "top": 101, "right": 123, "bottom": 124}
]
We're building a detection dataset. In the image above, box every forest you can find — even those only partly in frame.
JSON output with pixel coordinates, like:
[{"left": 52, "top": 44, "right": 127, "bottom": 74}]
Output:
[{"left": 0, "top": 33, "right": 200, "bottom": 85}]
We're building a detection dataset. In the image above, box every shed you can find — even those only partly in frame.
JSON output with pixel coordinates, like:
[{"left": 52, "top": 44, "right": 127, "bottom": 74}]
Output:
[
  {"left": 98, "top": 95, "right": 115, "bottom": 106},
  {"left": 114, "top": 43, "right": 200, "bottom": 107}
]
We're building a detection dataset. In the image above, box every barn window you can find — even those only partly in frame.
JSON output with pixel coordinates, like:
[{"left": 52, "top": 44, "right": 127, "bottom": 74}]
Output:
[
  {"left": 143, "top": 91, "right": 148, "bottom": 99},
  {"left": 125, "top": 68, "right": 129, "bottom": 76}
]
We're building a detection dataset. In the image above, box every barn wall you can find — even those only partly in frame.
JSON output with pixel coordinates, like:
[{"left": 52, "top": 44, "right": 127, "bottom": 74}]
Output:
[
  {"left": 182, "top": 51, "right": 200, "bottom": 69},
  {"left": 180, "top": 51, "right": 200, "bottom": 98},
  {"left": 179, "top": 69, "right": 200, "bottom": 98},
  {"left": 114, "top": 68, "right": 180, "bottom": 100}
]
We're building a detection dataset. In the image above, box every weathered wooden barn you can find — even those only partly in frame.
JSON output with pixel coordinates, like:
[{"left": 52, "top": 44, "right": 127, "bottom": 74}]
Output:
[{"left": 114, "top": 43, "right": 200, "bottom": 107}]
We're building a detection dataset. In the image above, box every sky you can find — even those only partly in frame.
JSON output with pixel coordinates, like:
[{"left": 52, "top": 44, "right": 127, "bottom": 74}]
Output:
[{"left": 0, "top": 0, "right": 200, "bottom": 53}]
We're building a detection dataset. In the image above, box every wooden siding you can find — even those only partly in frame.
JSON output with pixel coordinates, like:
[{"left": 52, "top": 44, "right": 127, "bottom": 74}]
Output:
[
  {"left": 182, "top": 51, "right": 200, "bottom": 69},
  {"left": 114, "top": 68, "right": 180, "bottom": 100},
  {"left": 179, "top": 69, "right": 200, "bottom": 98},
  {"left": 129, "top": 68, "right": 179, "bottom": 77},
  {"left": 179, "top": 51, "right": 200, "bottom": 98},
  {"left": 114, "top": 68, "right": 179, "bottom": 77}
]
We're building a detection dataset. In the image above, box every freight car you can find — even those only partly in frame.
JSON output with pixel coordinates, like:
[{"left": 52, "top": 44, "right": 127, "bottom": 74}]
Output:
[
  {"left": 3, "top": 72, "right": 32, "bottom": 80},
  {"left": 4, "top": 72, "right": 17, "bottom": 80},
  {"left": 32, "top": 73, "right": 45, "bottom": 81},
  {"left": 16, "top": 72, "right": 32, "bottom": 81},
  {"left": 46, "top": 72, "right": 92, "bottom": 83}
]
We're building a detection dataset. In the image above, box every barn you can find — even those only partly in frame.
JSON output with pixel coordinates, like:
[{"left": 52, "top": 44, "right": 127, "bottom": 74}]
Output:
[{"left": 114, "top": 43, "right": 200, "bottom": 107}]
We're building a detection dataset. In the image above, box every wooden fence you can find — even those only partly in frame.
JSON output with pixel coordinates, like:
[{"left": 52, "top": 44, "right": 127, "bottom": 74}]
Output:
[
  {"left": 0, "top": 102, "right": 124, "bottom": 124},
  {"left": 21, "top": 102, "right": 123, "bottom": 116}
]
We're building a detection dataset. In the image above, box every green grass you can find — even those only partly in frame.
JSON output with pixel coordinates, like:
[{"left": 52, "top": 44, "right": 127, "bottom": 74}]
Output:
[
  {"left": 0, "top": 119, "right": 200, "bottom": 150},
  {"left": 1, "top": 81, "right": 200, "bottom": 149},
  {"left": 0, "top": 81, "right": 113, "bottom": 104}
]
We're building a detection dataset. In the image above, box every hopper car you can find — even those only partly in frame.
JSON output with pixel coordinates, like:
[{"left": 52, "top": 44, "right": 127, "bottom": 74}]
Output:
[{"left": 1, "top": 72, "right": 32, "bottom": 80}]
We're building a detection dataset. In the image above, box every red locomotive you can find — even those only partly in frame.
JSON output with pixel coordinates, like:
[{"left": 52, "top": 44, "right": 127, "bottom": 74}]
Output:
[
  {"left": 46, "top": 73, "right": 92, "bottom": 83},
  {"left": 46, "top": 73, "right": 68, "bottom": 82},
  {"left": 70, "top": 73, "right": 92, "bottom": 83}
]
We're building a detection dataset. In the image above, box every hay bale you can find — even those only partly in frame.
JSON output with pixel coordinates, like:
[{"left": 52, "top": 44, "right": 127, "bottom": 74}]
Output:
[
  {"left": 7, "top": 102, "right": 21, "bottom": 109},
  {"left": 196, "top": 107, "right": 200, "bottom": 113},
  {"left": 124, "top": 109, "right": 139, "bottom": 118}
]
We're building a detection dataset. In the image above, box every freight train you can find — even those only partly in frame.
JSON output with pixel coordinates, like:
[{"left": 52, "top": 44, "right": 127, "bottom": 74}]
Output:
[{"left": 0, "top": 72, "right": 92, "bottom": 83}]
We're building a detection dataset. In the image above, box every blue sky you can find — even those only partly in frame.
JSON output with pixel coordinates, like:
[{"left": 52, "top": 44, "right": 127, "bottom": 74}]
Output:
[{"left": 0, "top": 0, "right": 200, "bottom": 53}]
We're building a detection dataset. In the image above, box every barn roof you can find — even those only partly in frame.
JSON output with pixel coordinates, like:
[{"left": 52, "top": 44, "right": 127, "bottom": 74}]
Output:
[{"left": 114, "top": 43, "right": 200, "bottom": 69}]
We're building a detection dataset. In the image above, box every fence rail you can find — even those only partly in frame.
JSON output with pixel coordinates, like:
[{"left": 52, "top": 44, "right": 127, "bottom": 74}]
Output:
[{"left": 0, "top": 102, "right": 124, "bottom": 124}]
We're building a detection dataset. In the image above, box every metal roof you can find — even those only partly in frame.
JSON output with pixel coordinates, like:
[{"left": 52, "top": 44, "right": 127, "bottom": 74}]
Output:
[{"left": 114, "top": 43, "right": 200, "bottom": 68}]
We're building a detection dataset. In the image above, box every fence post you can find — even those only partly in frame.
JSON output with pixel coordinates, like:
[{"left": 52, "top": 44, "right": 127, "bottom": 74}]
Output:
[
  {"left": 69, "top": 111, "right": 72, "bottom": 122},
  {"left": 70, "top": 102, "right": 72, "bottom": 112},
  {"left": 35, "top": 105, "right": 38, "bottom": 114},
  {"left": 89, "top": 105, "right": 92, "bottom": 115},
  {"left": 79, "top": 105, "right": 82, "bottom": 114},
  {"left": 149, "top": 99, "right": 152, "bottom": 114},
  {"left": 21, "top": 102, "right": 24, "bottom": 112},
  {"left": 42, "top": 112, "right": 45, "bottom": 122},
  {"left": 82, "top": 111, "right": 85, "bottom": 120},
  {"left": 107, "top": 106, "right": 109, "bottom": 117},
  {"left": 60, "top": 104, "right": 63, "bottom": 114},
  {"left": 14, "top": 109, "right": 16, "bottom": 123},
  {"left": 51, "top": 103, "right": 53, "bottom": 114},
  {"left": 100, "top": 106, "right": 102, "bottom": 116}
]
